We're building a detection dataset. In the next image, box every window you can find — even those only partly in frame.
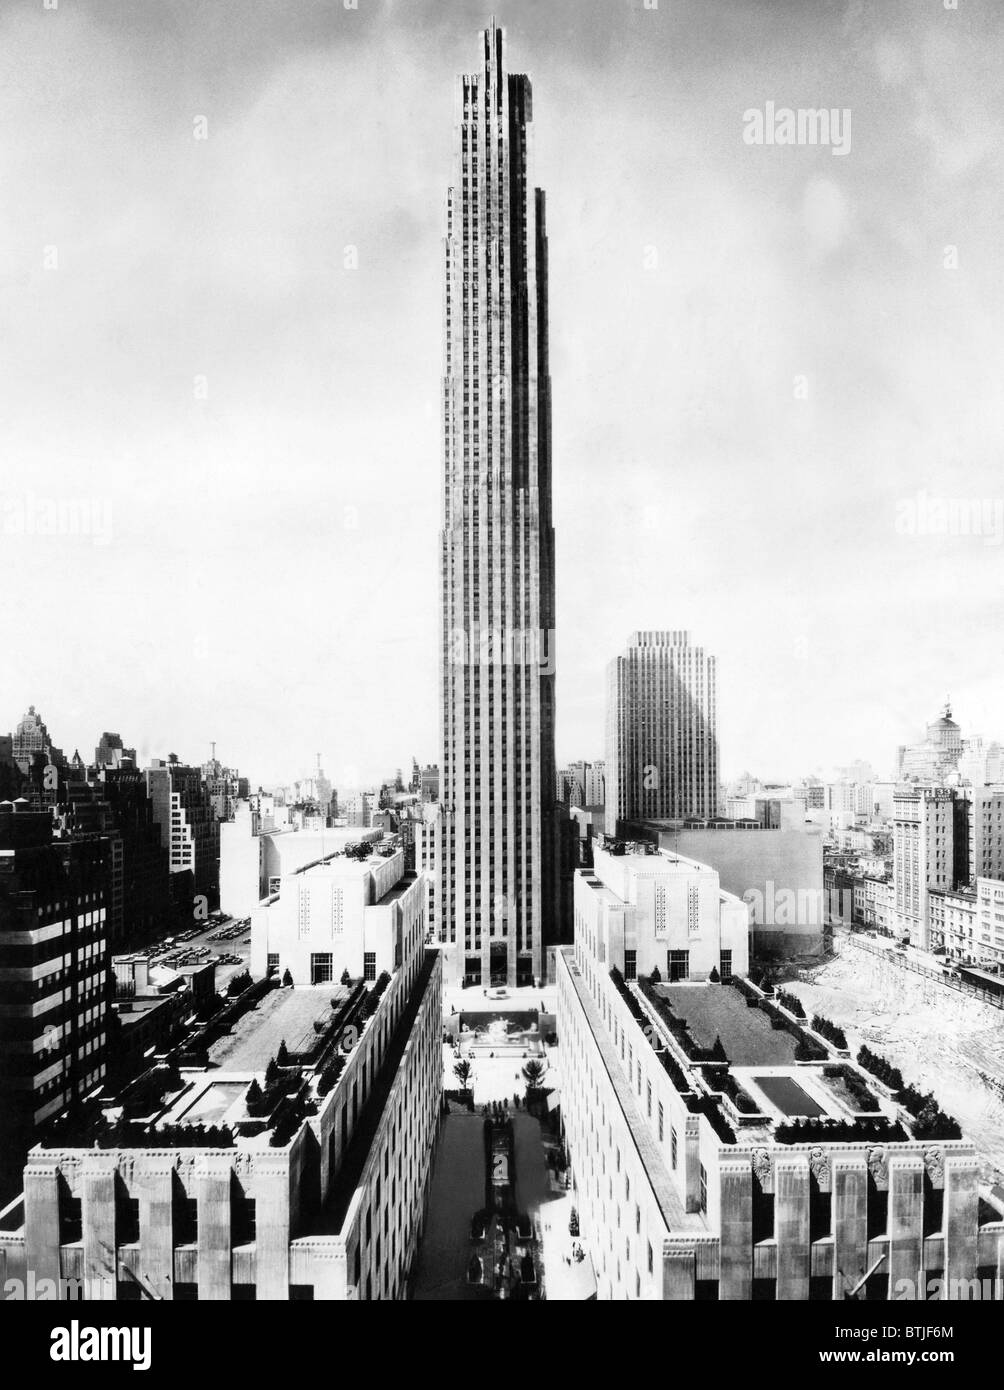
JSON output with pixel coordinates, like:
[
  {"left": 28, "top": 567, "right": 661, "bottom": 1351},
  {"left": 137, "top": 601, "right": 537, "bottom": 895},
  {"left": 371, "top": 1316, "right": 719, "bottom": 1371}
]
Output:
[
  {"left": 174, "top": 1195, "right": 197, "bottom": 1246},
  {"left": 658, "top": 1102, "right": 664, "bottom": 1142},
  {"left": 364, "top": 952, "right": 377, "bottom": 982},
  {"left": 624, "top": 949, "right": 637, "bottom": 981},
  {"left": 719, "top": 950, "right": 732, "bottom": 982},
  {"left": 267, "top": 953, "right": 279, "bottom": 975},
  {"left": 699, "top": 1164, "right": 708, "bottom": 1213},
  {"left": 311, "top": 953, "right": 333, "bottom": 984},
  {"left": 233, "top": 1196, "right": 256, "bottom": 1245},
  {"left": 59, "top": 1192, "right": 82, "bottom": 1245},
  {"left": 668, "top": 950, "right": 689, "bottom": 982},
  {"left": 671, "top": 1127, "right": 678, "bottom": 1169}
]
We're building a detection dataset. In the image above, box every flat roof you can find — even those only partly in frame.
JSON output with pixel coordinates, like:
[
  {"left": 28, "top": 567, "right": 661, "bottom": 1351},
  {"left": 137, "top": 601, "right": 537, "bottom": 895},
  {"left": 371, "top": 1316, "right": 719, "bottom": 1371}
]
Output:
[
  {"left": 208, "top": 984, "right": 352, "bottom": 1071},
  {"left": 656, "top": 984, "right": 800, "bottom": 1067}
]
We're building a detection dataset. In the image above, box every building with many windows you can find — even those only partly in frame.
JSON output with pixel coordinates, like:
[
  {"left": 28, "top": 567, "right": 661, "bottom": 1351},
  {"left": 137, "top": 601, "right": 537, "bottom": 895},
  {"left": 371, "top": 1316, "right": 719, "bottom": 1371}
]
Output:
[
  {"left": 605, "top": 631, "right": 718, "bottom": 838},
  {"left": 964, "top": 788, "right": 1004, "bottom": 886},
  {"left": 892, "top": 787, "right": 968, "bottom": 949},
  {"left": 432, "top": 20, "right": 558, "bottom": 990},
  {"left": 0, "top": 803, "right": 110, "bottom": 1201},
  {"left": 145, "top": 759, "right": 219, "bottom": 912}
]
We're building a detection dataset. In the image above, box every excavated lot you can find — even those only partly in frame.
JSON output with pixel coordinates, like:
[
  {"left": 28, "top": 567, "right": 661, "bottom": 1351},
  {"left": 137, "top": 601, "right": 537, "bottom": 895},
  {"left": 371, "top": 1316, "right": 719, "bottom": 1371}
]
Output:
[{"left": 786, "top": 938, "right": 1004, "bottom": 1184}]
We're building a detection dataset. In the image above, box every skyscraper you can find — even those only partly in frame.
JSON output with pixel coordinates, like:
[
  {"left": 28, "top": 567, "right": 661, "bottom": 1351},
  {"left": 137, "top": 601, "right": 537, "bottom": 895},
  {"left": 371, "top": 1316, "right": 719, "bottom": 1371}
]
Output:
[
  {"left": 434, "top": 21, "right": 556, "bottom": 987},
  {"left": 605, "top": 631, "right": 718, "bottom": 836}
]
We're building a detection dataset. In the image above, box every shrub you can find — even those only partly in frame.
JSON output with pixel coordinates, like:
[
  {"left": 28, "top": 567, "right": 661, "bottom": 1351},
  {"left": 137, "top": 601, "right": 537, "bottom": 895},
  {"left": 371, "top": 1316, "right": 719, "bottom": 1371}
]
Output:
[
  {"left": 708, "top": 967, "right": 720, "bottom": 983},
  {"left": 812, "top": 1015, "right": 847, "bottom": 1050},
  {"left": 649, "top": 966, "right": 662, "bottom": 983},
  {"left": 718, "top": 1071, "right": 761, "bottom": 1115},
  {"left": 775, "top": 1116, "right": 907, "bottom": 1145},
  {"left": 317, "top": 1055, "right": 346, "bottom": 1096},
  {"left": 281, "top": 968, "right": 293, "bottom": 988},
  {"left": 911, "top": 1100, "right": 962, "bottom": 1141},
  {"left": 857, "top": 1046, "right": 905, "bottom": 1092},
  {"left": 226, "top": 969, "right": 252, "bottom": 998},
  {"left": 777, "top": 988, "right": 805, "bottom": 1020}
]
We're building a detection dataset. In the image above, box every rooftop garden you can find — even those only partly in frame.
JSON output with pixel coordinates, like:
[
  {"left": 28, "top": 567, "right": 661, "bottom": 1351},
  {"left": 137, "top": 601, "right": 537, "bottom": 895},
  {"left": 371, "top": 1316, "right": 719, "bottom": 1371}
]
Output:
[
  {"left": 856, "top": 1046, "right": 962, "bottom": 1140},
  {"left": 774, "top": 1116, "right": 908, "bottom": 1145}
]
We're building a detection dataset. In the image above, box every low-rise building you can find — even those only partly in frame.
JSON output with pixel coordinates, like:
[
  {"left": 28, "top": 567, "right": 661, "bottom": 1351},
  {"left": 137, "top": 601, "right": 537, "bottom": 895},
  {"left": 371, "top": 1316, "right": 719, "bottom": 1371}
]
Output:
[
  {"left": 927, "top": 887, "right": 978, "bottom": 962},
  {"left": 0, "top": 859, "right": 441, "bottom": 1300},
  {"left": 220, "top": 800, "right": 380, "bottom": 920},
  {"left": 557, "top": 877, "right": 1002, "bottom": 1299},
  {"left": 575, "top": 839, "right": 749, "bottom": 984},
  {"left": 852, "top": 876, "right": 894, "bottom": 935},
  {"left": 625, "top": 819, "right": 825, "bottom": 960},
  {"left": 250, "top": 845, "right": 422, "bottom": 988}
]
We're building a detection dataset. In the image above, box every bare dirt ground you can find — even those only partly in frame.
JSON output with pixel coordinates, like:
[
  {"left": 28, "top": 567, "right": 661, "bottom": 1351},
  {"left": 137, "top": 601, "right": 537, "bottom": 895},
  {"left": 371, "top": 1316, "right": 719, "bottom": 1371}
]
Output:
[{"left": 785, "top": 939, "right": 1004, "bottom": 1184}]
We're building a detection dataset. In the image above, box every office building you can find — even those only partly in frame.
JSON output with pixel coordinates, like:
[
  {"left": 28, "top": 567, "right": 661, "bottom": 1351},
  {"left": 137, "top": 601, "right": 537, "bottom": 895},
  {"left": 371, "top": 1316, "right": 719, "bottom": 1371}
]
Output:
[
  {"left": 434, "top": 20, "right": 557, "bottom": 988},
  {"left": 0, "top": 803, "right": 110, "bottom": 1199},
  {"left": 145, "top": 758, "right": 219, "bottom": 913},
  {"left": 893, "top": 788, "right": 968, "bottom": 949},
  {"left": 605, "top": 631, "right": 717, "bottom": 837}
]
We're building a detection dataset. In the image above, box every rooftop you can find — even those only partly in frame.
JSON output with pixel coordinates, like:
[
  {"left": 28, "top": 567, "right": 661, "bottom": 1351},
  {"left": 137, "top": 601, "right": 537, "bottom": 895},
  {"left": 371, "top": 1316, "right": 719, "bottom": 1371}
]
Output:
[
  {"left": 208, "top": 983, "right": 353, "bottom": 1071},
  {"left": 655, "top": 984, "right": 798, "bottom": 1067}
]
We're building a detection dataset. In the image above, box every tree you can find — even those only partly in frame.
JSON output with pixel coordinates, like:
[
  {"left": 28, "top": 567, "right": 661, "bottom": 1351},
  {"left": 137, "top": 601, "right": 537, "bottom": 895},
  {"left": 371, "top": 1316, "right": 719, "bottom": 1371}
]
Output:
[
  {"left": 708, "top": 967, "right": 720, "bottom": 983},
  {"left": 281, "top": 968, "right": 293, "bottom": 988},
  {"left": 522, "top": 1059, "right": 545, "bottom": 1088},
  {"left": 277, "top": 1039, "right": 290, "bottom": 1067},
  {"left": 710, "top": 1035, "right": 728, "bottom": 1062},
  {"left": 340, "top": 968, "right": 351, "bottom": 985},
  {"left": 265, "top": 1058, "right": 279, "bottom": 1087},
  {"left": 453, "top": 1058, "right": 473, "bottom": 1090},
  {"left": 649, "top": 966, "right": 662, "bottom": 983},
  {"left": 245, "top": 1078, "right": 264, "bottom": 1112}
]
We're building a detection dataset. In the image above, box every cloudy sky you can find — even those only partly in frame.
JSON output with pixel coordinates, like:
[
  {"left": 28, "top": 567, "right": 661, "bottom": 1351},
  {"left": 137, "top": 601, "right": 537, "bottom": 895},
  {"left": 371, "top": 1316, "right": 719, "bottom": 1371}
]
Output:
[{"left": 1, "top": 0, "right": 1001, "bottom": 790}]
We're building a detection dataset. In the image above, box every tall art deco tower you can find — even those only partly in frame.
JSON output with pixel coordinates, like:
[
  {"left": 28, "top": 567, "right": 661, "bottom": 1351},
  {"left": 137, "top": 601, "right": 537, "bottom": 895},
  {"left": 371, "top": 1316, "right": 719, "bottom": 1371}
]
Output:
[{"left": 433, "top": 21, "right": 556, "bottom": 988}]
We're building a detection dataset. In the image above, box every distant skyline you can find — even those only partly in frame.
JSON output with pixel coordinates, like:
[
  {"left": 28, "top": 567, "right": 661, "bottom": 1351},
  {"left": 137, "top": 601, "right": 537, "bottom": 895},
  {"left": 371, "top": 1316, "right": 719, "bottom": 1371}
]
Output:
[{"left": 2, "top": 0, "right": 1002, "bottom": 789}]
